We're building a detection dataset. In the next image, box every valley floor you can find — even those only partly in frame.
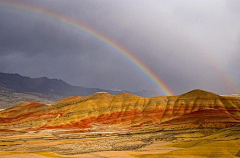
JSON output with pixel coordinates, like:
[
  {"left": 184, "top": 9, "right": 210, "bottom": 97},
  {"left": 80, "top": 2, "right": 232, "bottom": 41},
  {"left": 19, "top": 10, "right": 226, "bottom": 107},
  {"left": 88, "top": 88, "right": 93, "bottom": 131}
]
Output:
[{"left": 0, "top": 126, "right": 240, "bottom": 158}]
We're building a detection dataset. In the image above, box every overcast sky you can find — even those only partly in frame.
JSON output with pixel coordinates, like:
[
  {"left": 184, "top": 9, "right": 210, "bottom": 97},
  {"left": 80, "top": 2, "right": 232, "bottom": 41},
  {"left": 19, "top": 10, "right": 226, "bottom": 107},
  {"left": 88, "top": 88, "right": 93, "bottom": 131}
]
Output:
[{"left": 0, "top": 0, "right": 240, "bottom": 95}]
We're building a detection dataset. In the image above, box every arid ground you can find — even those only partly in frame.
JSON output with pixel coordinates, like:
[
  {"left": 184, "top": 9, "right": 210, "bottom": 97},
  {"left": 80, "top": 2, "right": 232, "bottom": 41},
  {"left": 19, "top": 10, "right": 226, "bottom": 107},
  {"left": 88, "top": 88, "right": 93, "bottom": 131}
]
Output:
[{"left": 1, "top": 90, "right": 240, "bottom": 157}]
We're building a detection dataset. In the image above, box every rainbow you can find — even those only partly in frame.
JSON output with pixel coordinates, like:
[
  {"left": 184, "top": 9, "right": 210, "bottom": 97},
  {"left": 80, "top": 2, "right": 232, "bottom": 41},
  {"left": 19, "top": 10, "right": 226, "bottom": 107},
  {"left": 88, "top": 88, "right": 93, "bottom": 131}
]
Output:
[
  {"left": 0, "top": 1, "right": 174, "bottom": 96},
  {"left": 201, "top": 52, "right": 240, "bottom": 94}
]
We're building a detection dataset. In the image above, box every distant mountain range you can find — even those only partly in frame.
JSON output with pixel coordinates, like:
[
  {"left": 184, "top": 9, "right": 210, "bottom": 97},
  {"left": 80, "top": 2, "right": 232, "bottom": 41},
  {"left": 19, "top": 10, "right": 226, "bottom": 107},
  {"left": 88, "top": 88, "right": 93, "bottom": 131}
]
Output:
[{"left": 0, "top": 72, "right": 158, "bottom": 109}]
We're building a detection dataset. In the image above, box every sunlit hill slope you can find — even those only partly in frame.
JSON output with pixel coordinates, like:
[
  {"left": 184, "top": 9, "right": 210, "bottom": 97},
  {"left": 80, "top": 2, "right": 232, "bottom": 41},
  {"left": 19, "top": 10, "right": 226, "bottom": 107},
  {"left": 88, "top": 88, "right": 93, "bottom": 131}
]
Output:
[{"left": 0, "top": 89, "right": 240, "bottom": 132}]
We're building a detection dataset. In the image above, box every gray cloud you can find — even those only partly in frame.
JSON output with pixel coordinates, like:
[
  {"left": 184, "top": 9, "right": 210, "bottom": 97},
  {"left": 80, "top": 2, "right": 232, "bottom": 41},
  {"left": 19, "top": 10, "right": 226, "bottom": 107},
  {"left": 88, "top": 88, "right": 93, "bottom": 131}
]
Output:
[{"left": 0, "top": 0, "right": 240, "bottom": 95}]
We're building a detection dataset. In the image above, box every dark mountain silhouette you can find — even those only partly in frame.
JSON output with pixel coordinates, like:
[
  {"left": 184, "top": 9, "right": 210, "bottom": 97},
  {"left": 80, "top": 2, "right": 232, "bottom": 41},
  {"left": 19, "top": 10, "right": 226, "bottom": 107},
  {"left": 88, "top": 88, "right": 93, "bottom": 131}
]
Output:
[
  {"left": 0, "top": 72, "right": 121, "bottom": 96},
  {"left": 0, "top": 72, "right": 158, "bottom": 108}
]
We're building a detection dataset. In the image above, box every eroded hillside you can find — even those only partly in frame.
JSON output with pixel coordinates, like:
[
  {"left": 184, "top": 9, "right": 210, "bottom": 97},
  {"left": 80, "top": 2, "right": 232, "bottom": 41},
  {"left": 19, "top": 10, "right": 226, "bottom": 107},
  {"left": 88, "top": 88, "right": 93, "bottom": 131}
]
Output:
[{"left": 0, "top": 89, "right": 240, "bottom": 132}]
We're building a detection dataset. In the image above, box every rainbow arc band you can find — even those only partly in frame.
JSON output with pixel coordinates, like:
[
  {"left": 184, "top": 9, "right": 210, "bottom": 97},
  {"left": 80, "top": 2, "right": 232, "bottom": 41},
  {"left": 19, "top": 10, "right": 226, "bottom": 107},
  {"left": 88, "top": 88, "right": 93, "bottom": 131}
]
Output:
[{"left": 0, "top": 1, "right": 174, "bottom": 96}]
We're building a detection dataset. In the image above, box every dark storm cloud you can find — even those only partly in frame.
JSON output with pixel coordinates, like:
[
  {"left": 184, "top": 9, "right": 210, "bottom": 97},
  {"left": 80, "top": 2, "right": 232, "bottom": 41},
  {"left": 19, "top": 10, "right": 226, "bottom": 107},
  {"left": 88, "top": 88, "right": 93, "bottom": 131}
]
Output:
[
  {"left": 0, "top": 0, "right": 240, "bottom": 95},
  {"left": 0, "top": 8, "right": 95, "bottom": 56}
]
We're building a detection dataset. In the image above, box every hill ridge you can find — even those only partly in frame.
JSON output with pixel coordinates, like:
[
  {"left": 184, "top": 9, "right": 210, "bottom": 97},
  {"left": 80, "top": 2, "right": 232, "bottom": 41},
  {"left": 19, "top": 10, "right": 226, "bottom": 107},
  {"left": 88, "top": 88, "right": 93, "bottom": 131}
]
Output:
[
  {"left": 0, "top": 89, "right": 239, "bottom": 132},
  {"left": 0, "top": 72, "right": 161, "bottom": 109}
]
